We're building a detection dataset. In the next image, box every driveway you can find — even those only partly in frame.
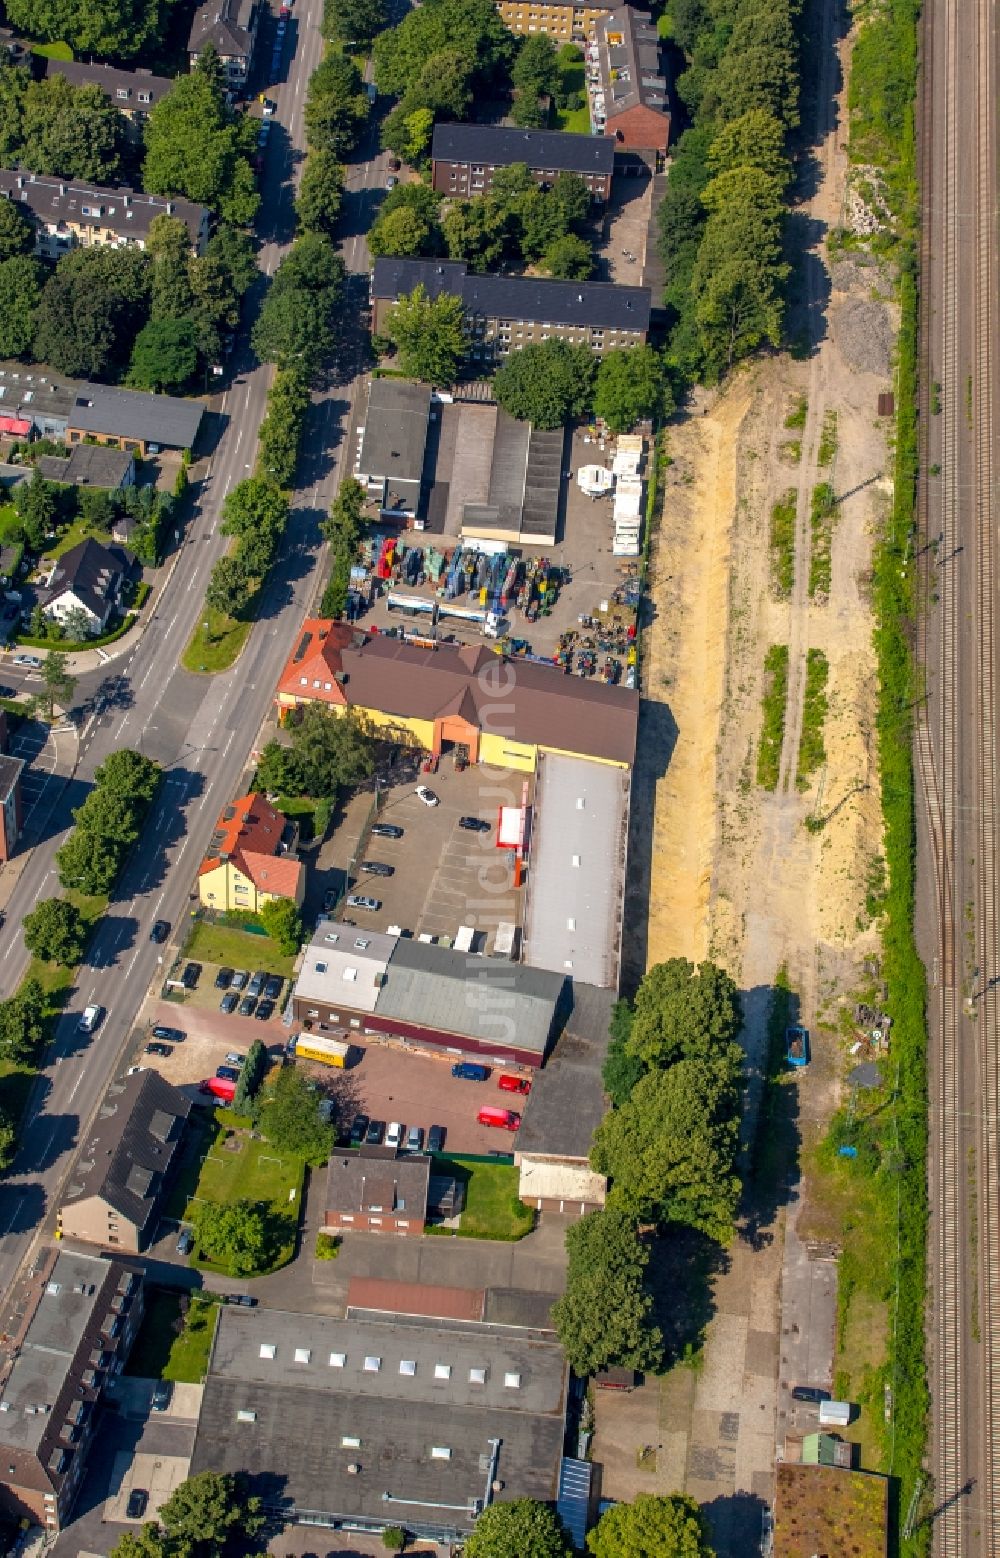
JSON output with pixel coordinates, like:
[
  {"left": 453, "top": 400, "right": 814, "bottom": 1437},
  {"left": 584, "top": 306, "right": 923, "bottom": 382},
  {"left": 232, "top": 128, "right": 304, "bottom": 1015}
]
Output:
[{"left": 52, "top": 1409, "right": 196, "bottom": 1558}]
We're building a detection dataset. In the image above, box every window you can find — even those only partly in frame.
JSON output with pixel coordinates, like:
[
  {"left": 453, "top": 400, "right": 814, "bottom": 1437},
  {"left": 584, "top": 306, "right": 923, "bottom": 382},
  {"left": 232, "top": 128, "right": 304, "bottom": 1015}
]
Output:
[
  {"left": 469, "top": 1367, "right": 487, "bottom": 1384},
  {"left": 369, "top": 1216, "right": 382, "bottom": 1225},
  {"left": 237, "top": 1409, "right": 257, "bottom": 1422},
  {"left": 294, "top": 1348, "right": 311, "bottom": 1364},
  {"left": 434, "top": 1363, "right": 451, "bottom": 1380},
  {"left": 364, "top": 1356, "right": 381, "bottom": 1372},
  {"left": 399, "top": 1359, "right": 416, "bottom": 1376},
  {"left": 504, "top": 1371, "right": 521, "bottom": 1388},
  {"left": 329, "top": 1352, "right": 346, "bottom": 1367},
  {"left": 260, "top": 1344, "right": 276, "bottom": 1359},
  {"left": 431, "top": 1446, "right": 452, "bottom": 1460},
  {"left": 116, "top": 88, "right": 130, "bottom": 99},
  {"left": 341, "top": 1435, "right": 361, "bottom": 1448}
]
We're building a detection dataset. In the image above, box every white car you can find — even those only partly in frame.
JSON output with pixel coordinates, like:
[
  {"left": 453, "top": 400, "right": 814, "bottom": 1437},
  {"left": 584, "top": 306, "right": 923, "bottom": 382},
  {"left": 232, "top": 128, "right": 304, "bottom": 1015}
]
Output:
[
  {"left": 225, "top": 1052, "right": 246, "bottom": 1067},
  {"left": 78, "top": 1003, "right": 102, "bottom": 1034},
  {"left": 126, "top": 1065, "right": 147, "bottom": 1076},
  {"left": 385, "top": 1121, "right": 404, "bottom": 1149},
  {"left": 415, "top": 786, "right": 439, "bottom": 806},
  {"left": 12, "top": 653, "right": 41, "bottom": 669}
]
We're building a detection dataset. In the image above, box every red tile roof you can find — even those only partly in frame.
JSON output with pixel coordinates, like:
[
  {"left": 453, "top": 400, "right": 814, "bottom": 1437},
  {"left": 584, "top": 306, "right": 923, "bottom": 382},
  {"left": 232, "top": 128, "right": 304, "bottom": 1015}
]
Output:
[
  {"left": 276, "top": 618, "right": 354, "bottom": 706},
  {"left": 199, "top": 792, "right": 303, "bottom": 898}
]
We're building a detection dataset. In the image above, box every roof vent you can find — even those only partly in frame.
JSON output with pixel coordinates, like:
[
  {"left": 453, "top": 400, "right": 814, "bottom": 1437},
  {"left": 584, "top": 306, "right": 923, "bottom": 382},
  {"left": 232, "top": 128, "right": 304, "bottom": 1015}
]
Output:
[{"left": 347, "top": 1462, "right": 361, "bottom": 1475}]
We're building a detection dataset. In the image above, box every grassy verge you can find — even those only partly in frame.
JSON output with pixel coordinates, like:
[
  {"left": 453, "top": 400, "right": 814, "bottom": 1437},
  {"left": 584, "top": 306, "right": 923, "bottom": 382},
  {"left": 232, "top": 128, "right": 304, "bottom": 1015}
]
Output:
[
  {"left": 756, "top": 643, "right": 789, "bottom": 791},
  {"left": 809, "top": 482, "right": 838, "bottom": 599},
  {"left": 125, "top": 1290, "right": 219, "bottom": 1383},
  {"left": 174, "top": 1116, "right": 305, "bottom": 1275},
  {"left": 796, "top": 649, "right": 829, "bottom": 787},
  {"left": 427, "top": 1156, "right": 535, "bottom": 1241},
  {"left": 183, "top": 918, "right": 297, "bottom": 978},
  {"left": 817, "top": 410, "right": 839, "bottom": 467},
  {"left": 181, "top": 607, "right": 253, "bottom": 674},
  {"left": 551, "top": 50, "right": 589, "bottom": 133},
  {"left": 769, "top": 489, "right": 797, "bottom": 599}
]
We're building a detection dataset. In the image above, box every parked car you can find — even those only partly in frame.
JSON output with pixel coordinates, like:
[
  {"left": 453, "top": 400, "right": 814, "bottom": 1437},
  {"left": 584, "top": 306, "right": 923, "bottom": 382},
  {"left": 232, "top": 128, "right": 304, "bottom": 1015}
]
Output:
[
  {"left": 230, "top": 1293, "right": 258, "bottom": 1307},
  {"left": 498, "top": 1074, "right": 532, "bottom": 1095},
  {"left": 255, "top": 999, "right": 275, "bottom": 1022},
  {"left": 791, "top": 1385, "right": 829, "bottom": 1404},
  {"left": 365, "top": 1118, "right": 386, "bottom": 1145},
  {"left": 385, "top": 1121, "right": 404, "bottom": 1149},
  {"left": 261, "top": 96, "right": 277, "bottom": 115},
  {"left": 371, "top": 822, "right": 403, "bottom": 839},
  {"left": 11, "top": 653, "right": 41, "bottom": 669},
  {"left": 451, "top": 1062, "right": 489, "bottom": 1081},
  {"left": 427, "top": 1124, "right": 445, "bottom": 1153},
  {"left": 151, "top": 1025, "right": 184, "bottom": 1043},
  {"left": 225, "top": 1052, "right": 245, "bottom": 1068},
  {"left": 181, "top": 962, "right": 201, "bottom": 989},
  {"left": 149, "top": 919, "right": 170, "bottom": 943},
  {"left": 323, "top": 887, "right": 339, "bottom": 911},
  {"left": 238, "top": 994, "right": 258, "bottom": 1018},
  {"left": 127, "top": 1489, "right": 149, "bottom": 1520},
  {"left": 220, "top": 991, "right": 239, "bottom": 1015},
  {"left": 145, "top": 1042, "right": 172, "bottom": 1057},
  {"left": 263, "top": 974, "right": 284, "bottom": 1000},
  {"left": 345, "top": 894, "right": 381, "bottom": 911},
  {"left": 176, "top": 1228, "right": 194, "bottom": 1255},
  {"left": 406, "top": 1124, "right": 424, "bottom": 1152},
  {"left": 216, "top": 1065, "right": 240, "bottom": 1083},
  {"left": 126, "top": 1065, "right": 146, "bottom": 1076},
  {"left": 349, "top": 1113, "right": 369, "bottom": 1145},
  {"left": 360, "top": 861, "right": 394, "bottom": 877},
  {"left": 78, "top": 1003, "right": 102, "bottom": 1034},
  {"left": 230, "top": 970, "right": 249, "bottom": 990},
  {"left": 415, "top": 786, "right": 439, "bottom": 806},
  {"left": 385, "top": 174, "right": 398, "bottom": 189},
  {"left": 150, "top": 1381, "right": 172, "bottom": 1412},
  {"left": 247, "top": 971, "right": 266, "bottom": 997},
  {"left": 215, "top": 967, "right": 235, "bottom": 990},
  {"left": 477, "top": 1105, "right": 521, "bottom": 1131},
  {"left": 459, "top": 816, "right": 491, "bottom": 832}
]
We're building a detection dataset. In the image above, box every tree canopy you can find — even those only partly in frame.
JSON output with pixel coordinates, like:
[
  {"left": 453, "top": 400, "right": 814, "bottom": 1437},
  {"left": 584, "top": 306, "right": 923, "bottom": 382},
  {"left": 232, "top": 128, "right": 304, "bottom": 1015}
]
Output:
[
  {"left": 384, "top": 284, "right": 469, "bottom": 383},
  {"left": 0, "top": 256, "right": 41, "bottom": 359},
  {"left": 627, "top": 958, "right": 744, "bottom": 1072},
  {"left": 465, "top": 1499, "right": 573, "bottom": 1558},
  {"left": 142, "top": 69, "right": 260, "bottom": 225},
  {"left": 4, "top": 0, "right": 162, "bottom": 57},
  {"left": 32, "top": 246, "right": 150, "bottom": 380},
  {"left": 258, "top": 1064, "right": 336, "bottom": 1164},
  {"left": 492, "top": 338, "right": 595, "bottom": 428},
  {"left": 127, "top": 317, "right": 199, "bottom": 393},
  {"left": 551, "top": 1207, "right": 663, "bottom": 1375},
  {"left": 587, "top": 1494, "right": 715, "bottom": 1558},
  {"left": 252, "top": 232, "right": 344, "bottom": 378},
  {"left": 257, "top": 705, "right": 374, "bottom": 800},
  {"left": 22, "top": 898, "right": 87, "bottom": 966},
  {"left": 594, "top": 345, "right": 666, "bottom": 433},
  {"left": 194, "top": 1199, "right": 267, "bottom": 1275},
  {"left": 0, "top": 979, "right": 46, "bottom": 1067},
  {"left": 0, "top": 196, "right": 33, "bottom": 261}
]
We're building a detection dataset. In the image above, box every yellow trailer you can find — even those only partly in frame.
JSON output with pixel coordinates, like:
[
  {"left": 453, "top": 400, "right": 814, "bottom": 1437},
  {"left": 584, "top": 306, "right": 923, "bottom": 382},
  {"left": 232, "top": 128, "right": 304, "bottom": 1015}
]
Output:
[{"left": 293, "top": 1034, "right": 350, "bottom": 1068}]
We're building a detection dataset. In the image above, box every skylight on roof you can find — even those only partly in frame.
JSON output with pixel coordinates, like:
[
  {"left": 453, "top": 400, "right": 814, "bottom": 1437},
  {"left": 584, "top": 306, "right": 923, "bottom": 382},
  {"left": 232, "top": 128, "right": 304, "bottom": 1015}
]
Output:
[
  {"left": 329, "top": 1352, "right": 346, "bottom": 1367},
  {"left": 259, "top": 1343, "right": 276, "bottom": 1359},
  {"left": 363, "top": 1356, "right": 381, "bottom": 1372},
  {"left": 294, "top": 1348, "right": 311, "bottom": 1364},
  {"left": 469, "top": 1367, "right": 487, "bottom": 1384},
  {"left": 431, "top": 1446, "right": 452, "bottom": 1460},
  {"left": 399, "top": 1359, "right": 416, "bottom": 1376},
  {"left": 434, "top": 1363, "right": 451, "bottom": 1380},
  {"left": 504, "top": 1372, "right": 521, "bottom": 1388}
]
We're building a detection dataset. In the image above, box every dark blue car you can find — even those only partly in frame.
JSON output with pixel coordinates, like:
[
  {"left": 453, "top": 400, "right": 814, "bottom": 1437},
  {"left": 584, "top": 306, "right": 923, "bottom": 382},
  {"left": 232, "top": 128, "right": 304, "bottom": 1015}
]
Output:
[{"left": 451, "top": 1062, "right": 490, "bottom": 1082}]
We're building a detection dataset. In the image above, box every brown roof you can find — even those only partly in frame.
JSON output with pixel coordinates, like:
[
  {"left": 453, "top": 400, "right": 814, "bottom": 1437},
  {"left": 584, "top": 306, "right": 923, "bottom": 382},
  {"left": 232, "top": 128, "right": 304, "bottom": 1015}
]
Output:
[
  {"left": 325, "top": 1148, "right": 431, "bottom": 1219},
  {"left": 340, "top": 635, "right": 639, "bottom": 766},
  {"left": 774, "top": 1463, "right": 889, "bottom": 1558},
  {"left": 199, "top": 792, "right": 301, "bottom": 896},
  {"left": 346, "top": 1276, "right": 486, "bottom": 1322}
]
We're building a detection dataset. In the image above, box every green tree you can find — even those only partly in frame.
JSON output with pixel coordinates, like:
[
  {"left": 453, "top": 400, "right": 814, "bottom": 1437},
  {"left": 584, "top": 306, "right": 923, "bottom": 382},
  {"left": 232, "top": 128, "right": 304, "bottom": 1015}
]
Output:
[
  {"left": 127, "top": 318, "right": 199, "bottom": 393},
  {"left": 232, "top": 1037, "right": 269, "bottom": 1115},
  {"left": 593, "top": 345, "right": 666, "bottom": 433},
  {"left": 142, "top": 70, "right": 259, "bottom": 225},
  {"left": 384, "top": 284, "right": 468, "bottom": 383},
  {"left": 551, "top": 1207, "right": 663, "bottom": 1375},
  {"left": 206, "top": 555, "right": 253, "bottom": 617},
  {"left": 373, "top": 0, "right": 513, "bottom": 101},
  {"left": 94, "top": 748, "right": 160, "bottom": 805},
  {"left": 324, "top": 0, "right": 387, "bottom": 48},
  {"left": 0, "top": 255, "right": 41, "bottom": 358},
  {"left": 591, "top": 1062, "right": 741, "bottom": 1238},
  {"left": 587, "top": 1494, "right": 715, "bottom": 1558},
  {"left": 322, "top": 476, "right": 367, "bottom": 541},
  {"left": 0, "top": 60, "right": 27, "bottom": 167},
  {"left": 193, "top": 1200, "right": 267, "bottom": 1275},
  {"left": 4, "top": 0, "right": 162, "bottom": 57},
  {"left": 255, "top": 740, "right": 297, "bottom": 795},
  {"left": 542, "top": 233, "right": 593, "bottom": 279},
  {"left": 511, "top": 32, "right": 559, "bottom": 125},
  {"left": 381, "top": 1529, "right": 407, "bottom": 1555},
  {"left": 259, "top": 897, "right": 303, "bottom": 955},
  {"left": 22, "top": 898, "right": 87, "bottom": 966},
  {"left": 714, "top": 2, "right": 800, "bottom": 129},
  {"left": 0, "top": 979, "right": 45, "bottom": 1066},
  {"left": 442, "top": 198, "right": 508, "bottom": 271},
  {"left": 550, "top": 171, "right": 591, "bottom": 229},
  {"left": 258, "top": 1064, "right": 335, "bottom": 1164},
  {"left": 0, "top": 1112, "right": 16, "bottom": 1171},
  {"left": 285, "top": 705, "right": 375, "bottom": 798},
  {"left": 465, "top": 1499, "right": 572, "bottom": 1558},
  {"left": 367, "top": 204, "right": 436, "bottom": 259},
  {"left": 159, "top": 1470, "right": 265, "bottom": 1554},
  {"left": 14, "top": 470, "right": 58, "bottom": 551},
  {"left": 221, "top": 476, "right": 290, "bottom": 540},
  {"left": 492, "top": 338, "right": 595, "bottom": 428},
  {"left": 55, "top": 828, "right": 121, "bottom": 896},
  {"left": 20, "top": 75, "right": 123, "bottom": 182},
  {"left": 252, "top": 234, "right": 344, "bottom": 378},
  {"left": 33, "top": 246, "right": 150, "bottom": 380},
  {"left": 603, "top": 998, "right": 644, "bottom": 1105},
  {"left": 707, "top": 106, "right": 791, "bottom": 185},
  {"left": 304, "top": 55, "right": 369, "bottom": 159},
  {"left": 295, "top": 149, "right": 345, "bottom": 237},
  {"left": 0, "top": 197, "right": 33, "bottom": 261},
  {"left": 106, "top": 1529, "right": 170, "bottom": 1558},
  {"left": 258, "top": 368, "right": 310, "bottom": 486},
  {"left": 627, "top": 958, "right": 743, "bottom": 1071},
  {"left": 38, "top": 649, "right": 75, "bottom": 717}
]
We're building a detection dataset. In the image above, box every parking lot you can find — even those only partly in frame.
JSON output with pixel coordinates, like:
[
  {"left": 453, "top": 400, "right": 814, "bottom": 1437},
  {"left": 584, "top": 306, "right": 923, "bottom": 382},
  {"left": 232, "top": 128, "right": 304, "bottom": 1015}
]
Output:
[
  {"left": 7, "top": 717, "right": 61, "bottom": 841},
  {"left": 132, "top": 989, "right": 290, "bottom": 1095},
  {"left": 314, "top": 761, "right": 527, "bottom": 944}
]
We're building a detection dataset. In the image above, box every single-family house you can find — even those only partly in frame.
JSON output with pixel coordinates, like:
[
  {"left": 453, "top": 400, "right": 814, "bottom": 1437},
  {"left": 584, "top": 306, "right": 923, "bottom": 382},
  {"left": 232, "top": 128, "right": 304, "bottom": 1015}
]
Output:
[
  {"left": 42, "top": 538, "right": 138, "bottom": 636},
  {"left": 198, "top": 792, "right": 305, "bottom": 913}
]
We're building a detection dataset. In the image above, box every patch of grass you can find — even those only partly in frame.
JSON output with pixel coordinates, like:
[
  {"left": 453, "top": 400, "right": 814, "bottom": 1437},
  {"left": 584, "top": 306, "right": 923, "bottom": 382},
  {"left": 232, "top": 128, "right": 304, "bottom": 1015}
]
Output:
[
  {"left": 316, "top": 1231, "right": 341, "bottom": 1259},
  {"left": 0, "top": 504, "right": 20, "bottom": 542},
  {"left": 784, "top": 395, "right": 808, "bottom": 430},
  {"left": 781, "top": 438, "right": 802, "bottom": 463},
  {"left": 181, "top": 606, "right": 253, "bottom": 674},
  {"left": 125, "top": 1290, "right": 220, "bottom": 1383},
  {"left": 756, "top": 643, "right": 789, "bottom": 791},
  {"left": 179, "top": 1118, "right": 306, "bottom": 1275},
  {"left": 272, "top": 792, "right": 319, "bottom": 842},
  {"left": 551, "top": 50, "right": 589, "bottom": 133},
  {"left": 797, "top": 649, "right": 830, "bottom": 787},
  {"left": 30, "top": 40, "right": 73, "bottom": 59},
  {"left": 769, "top": 489, "right": 797, "bottom": 599},
  {"left": 427, "top": 1155, "right": 535, "bottom": 1241},
  {"left": 817, "top": 409, "right": 839, "bottom": 467},
  {"left": 183, "top": 918, "right": 297, "bottom": 978},
  {"left": 809, "top": 481, "right": 838, "bottom": 599},
  {"left": 42, "top": 519, "right": 112, "bottom": 561}
]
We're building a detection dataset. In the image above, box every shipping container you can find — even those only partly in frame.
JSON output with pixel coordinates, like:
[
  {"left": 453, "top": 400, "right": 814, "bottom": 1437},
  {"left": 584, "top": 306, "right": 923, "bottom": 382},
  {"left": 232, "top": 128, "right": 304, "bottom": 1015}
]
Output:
[{"left": 294, "top": 1034, "right": 350, "bottom": 1068}]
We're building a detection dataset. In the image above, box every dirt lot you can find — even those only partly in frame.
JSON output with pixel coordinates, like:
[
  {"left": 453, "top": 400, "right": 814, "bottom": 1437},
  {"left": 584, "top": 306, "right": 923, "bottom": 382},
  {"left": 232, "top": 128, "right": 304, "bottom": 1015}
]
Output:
[{"left": 131, "top": 992, "right": 291, "bottom": 1093}]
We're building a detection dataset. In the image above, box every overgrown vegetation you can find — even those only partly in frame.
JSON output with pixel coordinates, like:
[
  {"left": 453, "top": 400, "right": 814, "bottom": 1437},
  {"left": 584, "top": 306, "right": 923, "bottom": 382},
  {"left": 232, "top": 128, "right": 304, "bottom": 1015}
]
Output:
[
  {"left": 756, "top": 643, "right": 789, "bottom": 790},
  {"left": 808, "top": 481, "right": 837, "bottom": 599},
  {"left": 797, "top": 648, "right": 829, "bottom": 787},
  {"left": 817, "top": 409, "right": 839, "bottom": 466},
  {"left": 769, "top": 488, "right": 797, "bottom": 598}
]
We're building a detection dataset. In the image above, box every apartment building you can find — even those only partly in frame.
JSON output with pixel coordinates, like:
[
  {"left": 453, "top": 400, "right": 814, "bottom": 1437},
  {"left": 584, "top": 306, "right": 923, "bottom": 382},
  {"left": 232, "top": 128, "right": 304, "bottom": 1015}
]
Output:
[
  {"left": 370, "top": 257, "right": 651, "bottom": 357},
  {"left": 496, "top": 0, "right": 614, "bottom": 41},
  {"left": 198, "top": 792, "right": 304, "bottom": 913},
  {"left": 590, "top": 7, "right": 671, "bottom": 160},
  {"left": 430, "top": 123, "right": 614, "bottom": 200},
  {"left": 0, "top": 170, "right": 210, "bottom": 258},
  {"left": 188, "top": 0, "right": 260, "bottom": 88},
  {"left": 42, "top": 59, "right": 174, "bottom": 133}
]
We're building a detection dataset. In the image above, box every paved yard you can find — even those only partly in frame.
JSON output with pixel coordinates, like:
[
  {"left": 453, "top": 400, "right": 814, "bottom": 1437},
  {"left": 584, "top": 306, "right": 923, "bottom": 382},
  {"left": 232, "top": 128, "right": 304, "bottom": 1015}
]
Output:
[
  {"left": 103, "top": 1449, "right": 190, "bottom": 1524},
  {"left": 133, "top": 995, "right": 289, "bottom": 1091}
]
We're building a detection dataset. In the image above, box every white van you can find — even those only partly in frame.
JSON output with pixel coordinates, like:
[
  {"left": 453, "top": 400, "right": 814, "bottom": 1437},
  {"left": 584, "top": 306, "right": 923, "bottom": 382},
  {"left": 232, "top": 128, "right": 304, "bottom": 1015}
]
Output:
[{"left": 78, "top": 1004, "right": 102, "bottom": 1034}]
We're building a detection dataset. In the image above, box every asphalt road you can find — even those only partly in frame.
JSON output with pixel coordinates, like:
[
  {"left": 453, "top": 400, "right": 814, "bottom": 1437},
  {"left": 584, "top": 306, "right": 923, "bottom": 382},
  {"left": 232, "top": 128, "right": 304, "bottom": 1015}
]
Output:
[{"left": 0, "top": 0, "right": 396, "bottom": 1298}]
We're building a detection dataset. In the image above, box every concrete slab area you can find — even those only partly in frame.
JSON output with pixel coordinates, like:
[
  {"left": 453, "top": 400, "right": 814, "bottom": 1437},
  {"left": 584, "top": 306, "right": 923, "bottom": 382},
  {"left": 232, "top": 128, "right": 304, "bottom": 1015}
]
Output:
[{"left": 103, "top": 1450, "right": 190, "bottom": 1523}]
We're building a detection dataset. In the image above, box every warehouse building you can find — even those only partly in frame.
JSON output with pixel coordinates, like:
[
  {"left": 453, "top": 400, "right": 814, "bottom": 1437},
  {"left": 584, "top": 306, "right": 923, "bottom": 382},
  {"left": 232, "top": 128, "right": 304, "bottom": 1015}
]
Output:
[{"left": 356, "top": 379, "right": 432, "bottom": 518}]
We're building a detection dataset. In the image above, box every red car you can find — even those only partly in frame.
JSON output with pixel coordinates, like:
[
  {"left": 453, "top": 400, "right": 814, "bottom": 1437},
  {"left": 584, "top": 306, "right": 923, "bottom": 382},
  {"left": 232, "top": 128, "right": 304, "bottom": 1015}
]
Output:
[
  {"left": 477, "top": 1106, "right": 521, "bottom": 1131},
  {"left": 498, "top": 1074, "right": 532, "bottom": 1095}
]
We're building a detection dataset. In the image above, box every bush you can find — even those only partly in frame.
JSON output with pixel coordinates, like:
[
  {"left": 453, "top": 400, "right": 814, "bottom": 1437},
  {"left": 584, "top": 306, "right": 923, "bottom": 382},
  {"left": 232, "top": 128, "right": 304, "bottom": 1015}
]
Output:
[{"left": 316, "top": 1231, "right": 341, "bottom": 1260}]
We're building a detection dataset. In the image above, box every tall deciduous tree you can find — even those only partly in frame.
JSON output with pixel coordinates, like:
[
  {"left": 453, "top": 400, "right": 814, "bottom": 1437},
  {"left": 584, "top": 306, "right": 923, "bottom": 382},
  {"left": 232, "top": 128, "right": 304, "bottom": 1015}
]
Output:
[
  {"left": 158, "top": 1470, "right": 265, "bottom": 1555},
  {"left": 142, "top": 69, "right": 259, "bottom": 225},
  {"left": 127, "top": 318, "right": 199, "bottom": 392},
  {"left": 707, "top": 106, "right": 791, "bottom": 185},
  {"left": 587, "top": 1494, "right": 715, "bottom": 1558},
  {"left": 4, "top": 0, "right": 162, "bottom": 57},
  {"left": 384, "top": 284, "right": 469, "bottom": 383},
  {"left": 193, "top": 1199, "right": 267, "bottom": 1275},
  {"left": 258, "top": 1065, "right": 336, "bottom": 1163},
  {"left": 323, "top": 0, "right": 387, "bottom": 48},
  {"left": 295, "top": 149, "right": 345, "bottom": 237},
  {"left": 22, "top": 898, "right": 87, "bottom": 966},
  {"left": 465, "top": 1499, "right": 573, "bottom": 1558},
  {"left": 0, "top": 196, "right": 33, "bottom": 261},
  {"left": 626, "top": 959, "right": 743, "bottom": 1072},
  {"left": 0, "top": 256, "right": 41, "bottom": 359},
  {"left": 492, "top": 338, "right": 595, "bottom": 428},
  {"left": 20, "top": 76, "right": 124, "bottom": 182},
  {"left": 32, "top": 247, "right": 150, "bottom": 380},
  {"left": 40, "top": 650, "right": 77, "bottom": 718},
  {"left": 0, "top": 979, "right": 45, "bottom": 1066},
  {"left": 551, "top": 1207, "right": 663, "bottom": 1376},
  {"left": 593, "top": 345, "right": 666, "bottom": 433}
]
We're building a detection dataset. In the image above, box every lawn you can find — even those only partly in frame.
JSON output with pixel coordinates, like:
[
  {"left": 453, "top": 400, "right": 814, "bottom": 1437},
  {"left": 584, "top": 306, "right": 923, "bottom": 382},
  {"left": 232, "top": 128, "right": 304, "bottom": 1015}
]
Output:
[
  {"left": 0, "top": 504, "right": 20, "bottom": 543},
  {"left": 29, "top": 40, "right": 73, "bottom": 59},
  {"left": 183, "top": 919, "right": 297, "bottom": 978},
  {"left": 428, "top": 1155, "right": 535, "bottom": 1241},
  {"left": 125, "top": 1290, "right": 220, "bottom": 1383},
  {"left": 175, "top": 1115, "right": 306, "bottom": 1275},
  {"left": 181, "top": 606, "right": 253, "bottom": 674},
  {"left": 42, "top": 519, "right": 112, "bottom": 562},
  {"left": 552, "top": 51, "right": 591, "bottom": 134}
]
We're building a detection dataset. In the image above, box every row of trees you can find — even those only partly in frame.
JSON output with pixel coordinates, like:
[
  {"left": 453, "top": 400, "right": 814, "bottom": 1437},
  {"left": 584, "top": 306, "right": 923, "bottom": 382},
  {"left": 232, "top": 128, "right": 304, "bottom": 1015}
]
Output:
[
  {"left": 142, "top": 49, "right": 260, "bottom": 227},
  {"left": 324, "top": 0, "right": 388, "bottom": 50},
  {"left": 205, "top": 477, "right": 290, "bottom": 619},
  {"left": 0, "top": 64, "right": 127, "bottom": 183},
  {"left": 317, "top": 476, "right": 367, "bottom": 617},
  {"left": 657, "top": 0, "right": 800, "bottom": 382},
  {"left": 463, "top": 1493, "right": 714, "bottom": 1558},
  {"left": 252, "top": 230, "right": 345, "bottom": 381},
  {"left": 368, "top": 164, "right": 595, "bottom": 280},
  {"left": 56, "top": 749, "right": 161, "bottom": 898},
  {"left": 552, "top": 960, "right": 744, "bottom": 1376}
]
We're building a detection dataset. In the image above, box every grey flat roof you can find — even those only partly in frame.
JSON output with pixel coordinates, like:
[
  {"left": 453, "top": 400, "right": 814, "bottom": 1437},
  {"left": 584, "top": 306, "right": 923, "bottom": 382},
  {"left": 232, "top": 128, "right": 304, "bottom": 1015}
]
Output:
[
  {"left": 0, "top": 362, "right": 81, "bottom": 424},
  {"left": 522, "top": 754, "right": 630, "bottom": 986},
  {"left": 358, "top": 378, "right": 431, "bottom": 487},
  {"left": 69, "top": 384, "right": 204, "bottom": 450},
  {"left": 431, "top": 123, "right": 615, "bottom": 177},
  {"left": 371, "top": 258, "right": 651, "bottom": 333},
  {"left": 191, "top": 1307, "right": 567, "bottom": 1529},
  {"left": 514, "top": 982, "right": 615, "bottom": 1160},
  {"left": 378, "top": 938, "right": 564, "bottom": 1057},
  {"left": 296, "top": 922, "right": 396, "bottom": 1014}
]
